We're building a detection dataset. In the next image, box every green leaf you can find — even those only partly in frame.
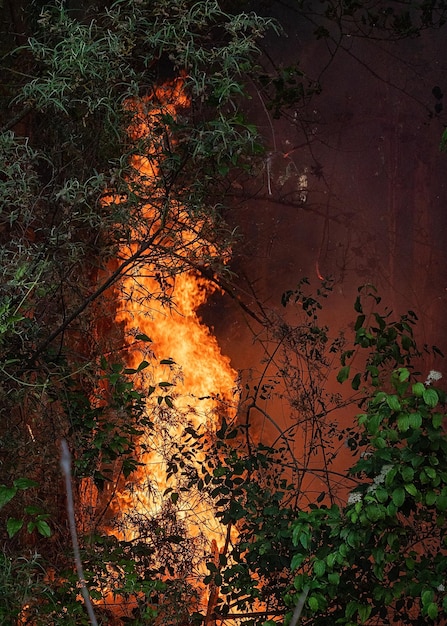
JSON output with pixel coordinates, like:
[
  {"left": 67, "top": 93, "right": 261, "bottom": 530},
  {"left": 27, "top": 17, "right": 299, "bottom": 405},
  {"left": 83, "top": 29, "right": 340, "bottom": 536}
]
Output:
[
  {"left": 404, "top": 483, "right": 418, "bottom": 497},
  {"left": 0, "top": 485, "right": 17, "bottom": 509},
  {"left": 367, "top": 413, "right": 381, "bottom": 435},
  {"left": 432, "top": 413, "right": 444, "bottom": 429},
  {"left": 137, "top": 360, "right": 150, "bottom": 371},
  {"left": 291, "top": 553, "right": 304, "bottom": 570},
  {"left": 386, "top": 395, "right": 401, "bottom": 411},
  {"left": 385, "top": 466, "right": 398, "bottom": 487},
  {"left": 36, "top": 520, "right": 52, "bottom": 537},
  {"left": 351, "top": 373, "right": 361, "bottom": 390},
  {"left": 13, "top": 478, "right": 38, "bottom": 490},
  {"left": 397, "top": 414, "right": 410, "bottom": 432},
  {"left": 423, "top": 388, "right": 439, "bottom": 408},
  {"left": 328, "top": 572, "right": 340, "bottom": 585},
  {"left": 345, "top": 601, "right": 358, "bottom": 620},
  {"left": 6, "top": 517, "right": 23, "bottom": 538},
  {"left": 427, "top": 602, "right": 438, "bottom": 620},
  {"left": 358, "top": 604, "right": 372, "bottom": 623},
  {"left": 299, "top": 531, "right": 310, "bottom": 550},
  {"left": 387, "top": 501, "right": 397, "bottom": 516},
  {"left": 135, "top": 333, "right": 152, "bottom": 342},
  {"left": 400, "top": 466, "right": 414, "bottom": 482},
  {"left": 337, "top": 365, "right": 350, "bottom": 384},
  {"left": 365, "top": 504, "right": 383, "bottom": 522},
  {"left": 436, "top": 495, "right": 447, "bottom": 511},
  {"left": 374, "top": 436, "right": 386, "bottom": 449},
  {"left": 422, "top": 589, "right": 434, "bottom": 606},
  {"left": 375, "top": 486, "right": 389, "bottom": 503},
  {"left": 308, "top": 596, "right": 319, "bottom": 612},
  {"left": 409, "top": 412, "right": 422, "bottom": 429},
  {"left": 425, "top": 466, "right": 436, "bottom": 480},
  {"left": 398, "top": 368, "right": 410, "bottom": 382},
  {"left": 412, "top": 382, "right": 425, "bottom": 397},
  {"left": 313, "top": 559, "right": 326, "bottom": 577},
  {"left": 392, "top": 487, "right": 405, "bottom": 507},
  {"left": 426, "top": 491, "right": 437, "bottom": 506}
]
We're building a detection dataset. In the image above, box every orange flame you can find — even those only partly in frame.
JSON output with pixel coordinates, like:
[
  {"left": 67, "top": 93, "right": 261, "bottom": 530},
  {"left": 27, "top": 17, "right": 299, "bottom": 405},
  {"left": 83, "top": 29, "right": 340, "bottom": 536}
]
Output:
[{"left": 105, "top": 79, "right": 238, "bottom": 613}]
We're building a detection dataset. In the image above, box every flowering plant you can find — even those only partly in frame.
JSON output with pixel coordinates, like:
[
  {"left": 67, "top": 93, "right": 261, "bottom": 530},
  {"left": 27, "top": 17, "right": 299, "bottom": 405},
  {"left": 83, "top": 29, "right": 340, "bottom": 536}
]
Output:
[{"left": 287, "top": 289, "right": 447, "bottom": 625}]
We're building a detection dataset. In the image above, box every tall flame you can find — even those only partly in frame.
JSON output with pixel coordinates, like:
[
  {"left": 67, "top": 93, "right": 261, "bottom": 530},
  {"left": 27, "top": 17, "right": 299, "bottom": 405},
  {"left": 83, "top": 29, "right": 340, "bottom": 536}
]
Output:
[{"left": 106, "top": 79, "right": 238, "bottom": 610}]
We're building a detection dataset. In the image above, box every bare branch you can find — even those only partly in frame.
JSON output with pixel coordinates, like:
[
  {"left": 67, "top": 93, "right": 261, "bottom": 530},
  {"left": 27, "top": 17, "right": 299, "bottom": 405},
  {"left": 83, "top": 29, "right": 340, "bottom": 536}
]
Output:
[
  {"left": 0, "top": 104, "right": 33, "bottom": 133},
  {"left": 60, "top": 439, "right": 98, "bottom": 626}
]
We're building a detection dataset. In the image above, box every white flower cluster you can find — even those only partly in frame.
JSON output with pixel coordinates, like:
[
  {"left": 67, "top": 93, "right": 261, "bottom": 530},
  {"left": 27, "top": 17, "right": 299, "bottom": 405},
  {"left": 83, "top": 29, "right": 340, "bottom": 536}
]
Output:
[
  {"left": 437, "top": 584, "right": 445, "bottom": 592},
  {"left": 347, "top": 491, "right": 363, "bottom": 504},
  {"left": 367, "top": 464, "right": 393, "bottom": 492},
  {"left": 425, "top": 370, "right": 443, "bottom": 386},
  {"left": 348, "top": 465, "right": 394, "bottom": 505}
]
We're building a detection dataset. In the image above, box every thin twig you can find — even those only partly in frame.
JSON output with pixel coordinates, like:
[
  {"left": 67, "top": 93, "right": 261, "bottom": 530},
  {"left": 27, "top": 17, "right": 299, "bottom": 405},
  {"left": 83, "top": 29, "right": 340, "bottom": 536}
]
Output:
[
  {"left": 60, "top": 440, "right": 98, "bottom": 626},
  {"left": 27, "top": 228, "right": 162, "bottom": 366}
]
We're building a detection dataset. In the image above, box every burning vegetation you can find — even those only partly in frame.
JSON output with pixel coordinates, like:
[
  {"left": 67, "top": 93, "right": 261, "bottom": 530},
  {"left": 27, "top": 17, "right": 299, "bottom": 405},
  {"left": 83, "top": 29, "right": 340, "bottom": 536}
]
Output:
[{"left": 2, "top": 1, "right": 447, "bottom": 625}]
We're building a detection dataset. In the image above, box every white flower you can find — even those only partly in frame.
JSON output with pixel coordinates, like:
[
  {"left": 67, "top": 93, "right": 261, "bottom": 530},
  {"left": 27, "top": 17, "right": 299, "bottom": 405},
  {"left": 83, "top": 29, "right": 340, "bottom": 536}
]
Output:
[
  {"left": 373, "top": 464, "right": 393, "bottom": 485},
  {"left": 437, "top": 584, "right": 445, "bottom": 592},
  {"left": 348, "top": 491, "right": 363, "bottom": 504},
  {"left": 425, "top": 370, "right": 443, "bottom": 386},
  {"left": 367, "top": 464, "right": 393, "bottom": 493}
]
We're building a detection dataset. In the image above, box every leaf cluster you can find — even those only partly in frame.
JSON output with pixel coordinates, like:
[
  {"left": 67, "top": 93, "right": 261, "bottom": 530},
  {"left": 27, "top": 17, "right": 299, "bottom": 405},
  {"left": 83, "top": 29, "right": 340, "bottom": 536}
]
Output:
[
  {"left": 307, "top": 0, "right": 447, "bottom": 41},
  {"left": 288, "top": 364, "right": 447, "bottom": 624}
]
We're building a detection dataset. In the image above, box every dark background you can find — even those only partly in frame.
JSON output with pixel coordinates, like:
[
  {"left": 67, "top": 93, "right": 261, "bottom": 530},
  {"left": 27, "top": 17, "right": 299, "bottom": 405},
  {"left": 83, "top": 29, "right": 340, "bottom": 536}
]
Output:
[{"left": 207, "top": 0, "right": 447, "bottom": 371}]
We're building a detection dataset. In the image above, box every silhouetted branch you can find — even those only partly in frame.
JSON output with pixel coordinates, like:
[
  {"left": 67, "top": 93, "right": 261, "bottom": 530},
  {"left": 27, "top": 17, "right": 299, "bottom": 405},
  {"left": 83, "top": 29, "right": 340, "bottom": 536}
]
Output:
[{"left": 0, "top": 104, "right": 33, "bottom": 133}]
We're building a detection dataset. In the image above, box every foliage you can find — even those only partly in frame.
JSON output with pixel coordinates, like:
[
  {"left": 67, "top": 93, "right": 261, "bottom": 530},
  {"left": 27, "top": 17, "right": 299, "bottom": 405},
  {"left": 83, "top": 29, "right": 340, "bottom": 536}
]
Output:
[
  {"left": 0, "top": 477, "right": 51, "bottom": 539},
  {"left": 145, "top": 281, "right": 444, "bottom": 626},
  {"left": 288, "top": 369, "right": 447, "bottom": 624},
  {"left": 257, "top": 0, "right": 447, "bottom": 149},
  {"left": 157, "top": 281, "right": 433, "bottom": 623},
  {"left": 249, "top": 277, "right": 353, "bottom": 505},
  {"left": 0, "top": 551, "right": 54, "bottom": 625},
  {"left": 338, "top": 284, "right": 423, "bottom": 391},
  {"left": 306, "top": 0, "right": 447, "bottom": 40},
  {"left": 19, "top": 532, "right": 196, "bottom": 625},
  {"left": 0, "top": 0, "right": 274, "bottom": 379},
  {"left": 0, "top": 0, "right": 274, "bottom": 622},
  {"left": 258, "top": 65, "right": 322, "bottom": 120},
  {"left": 62, "top": 354, "right": 154, "bottom": 491},
  {"left": 285, "top": 292, "right": 447, "bottom": 624}
]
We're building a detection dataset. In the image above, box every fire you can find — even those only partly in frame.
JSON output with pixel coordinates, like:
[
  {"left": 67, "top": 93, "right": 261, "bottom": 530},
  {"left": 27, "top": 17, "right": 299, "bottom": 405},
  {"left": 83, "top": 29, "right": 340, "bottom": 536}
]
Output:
[{"left": 103, "top": 78, "right": 238, "bottom": 613}]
